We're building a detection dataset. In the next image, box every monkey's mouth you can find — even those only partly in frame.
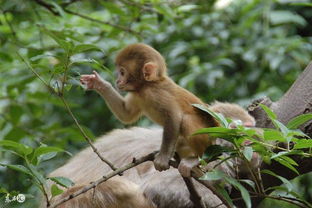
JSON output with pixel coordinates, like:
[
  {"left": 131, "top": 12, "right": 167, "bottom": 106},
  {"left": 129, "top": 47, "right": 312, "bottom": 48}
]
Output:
[
  {"left": 117, "top": 85, "right": 132, "bottom": 92},
  {"left": 116, "top": 84, "right": 126, "bottom": 90}
]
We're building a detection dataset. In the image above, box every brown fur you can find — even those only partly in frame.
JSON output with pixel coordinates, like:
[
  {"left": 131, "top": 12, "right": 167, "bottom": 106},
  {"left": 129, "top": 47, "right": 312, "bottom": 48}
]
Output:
[
  {"left": 51, "top": 177, "right": 154, "bottom": 208},
  {"left": 46, "top": 127, "right": 226, "bottom": 208},
  {"left": 80, "top": 43, "right": 219, "bottom": 176},
  {"left": 45, "top": 102, "right": 259, "bottom": 208},
  {"left": 209, "top": 101, "right": 255, "bottom": 126}
]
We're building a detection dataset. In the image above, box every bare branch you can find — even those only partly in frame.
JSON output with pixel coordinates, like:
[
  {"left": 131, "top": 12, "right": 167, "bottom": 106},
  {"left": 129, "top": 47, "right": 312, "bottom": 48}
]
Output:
[
  {"left": 48, "top": 151, "right": 157, "bottom": 208},
  {"left": 33, "top": 0, "right": 60, "bottom": 16},
  {"left": 19, "top": 54, "right": 118, "bottom": 173},
  {"left": 59, "top": 96, "right": 119, "bottom": 172}
]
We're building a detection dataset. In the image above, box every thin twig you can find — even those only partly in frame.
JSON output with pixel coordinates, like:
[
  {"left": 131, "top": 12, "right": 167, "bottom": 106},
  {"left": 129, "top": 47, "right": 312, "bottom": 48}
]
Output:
[
  {"left": 255, "top": 193, "right": 310, "bottom": 208},
  {"left": 17, "top": 53, "right": 55, "bottom": 93},
  {"left": 25, "top": 160, "right": 50, "bottom": 207},
  {"left": 33, "top": 0, "right": 60, "bottom": 16},
  {"left": 48, "top": 151, "right": 157, "bottom": 208},
  {"left": 32, "top": 0, "right": 141, "bottom": 36},
  {"left": 234, "top": 143, "right": 263, "bottom": 194},
  {"left": 63, "top": 8, "right": 141, "bottom": 37},
  {"left": 18, "top": 53, "right": 118, "bottom": 172},
  {"left": 59, "top": 96, "right": 118, "bottom": 172}
]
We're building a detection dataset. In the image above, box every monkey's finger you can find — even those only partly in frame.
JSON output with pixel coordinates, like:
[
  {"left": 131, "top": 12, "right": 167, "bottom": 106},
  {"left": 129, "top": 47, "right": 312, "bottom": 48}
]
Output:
[{"left": 93, "top": 70, "right": 100, "bottom": 78}]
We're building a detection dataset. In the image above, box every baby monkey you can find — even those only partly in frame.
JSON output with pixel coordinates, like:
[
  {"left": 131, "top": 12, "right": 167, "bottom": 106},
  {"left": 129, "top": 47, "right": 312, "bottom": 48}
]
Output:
[{"left": 80, "top": 43, "right": 218, "bottom": 176}]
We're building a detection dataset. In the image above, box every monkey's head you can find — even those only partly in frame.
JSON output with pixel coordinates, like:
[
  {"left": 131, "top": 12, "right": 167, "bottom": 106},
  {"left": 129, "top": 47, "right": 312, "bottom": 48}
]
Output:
[{"left": 115, "top": 43, "right": 167, "bottom": 91}]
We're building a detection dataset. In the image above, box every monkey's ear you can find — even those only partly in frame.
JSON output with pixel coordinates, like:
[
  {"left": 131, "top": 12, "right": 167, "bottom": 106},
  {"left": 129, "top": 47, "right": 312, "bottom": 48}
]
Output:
[{"left": 143, "top": 62, "right": 158, "bottom": 81}]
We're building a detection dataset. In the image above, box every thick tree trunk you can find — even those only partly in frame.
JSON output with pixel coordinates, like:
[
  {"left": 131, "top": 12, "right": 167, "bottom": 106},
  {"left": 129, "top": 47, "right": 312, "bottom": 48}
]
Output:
[{"left": 232, "top": 62, "right": 312, "bottom": 207}]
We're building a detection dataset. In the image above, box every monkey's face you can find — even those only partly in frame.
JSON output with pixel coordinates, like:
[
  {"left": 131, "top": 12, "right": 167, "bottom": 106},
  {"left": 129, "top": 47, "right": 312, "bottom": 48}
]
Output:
[{"left": 115, "top": 66, "right": 139, "bottom": 91}]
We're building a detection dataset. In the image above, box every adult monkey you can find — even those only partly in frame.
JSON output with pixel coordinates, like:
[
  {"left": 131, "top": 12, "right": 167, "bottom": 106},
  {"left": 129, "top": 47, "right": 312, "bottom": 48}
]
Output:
[
  {"left": 48, "top": 127, "right": 225, "bottom": 208},
  {"left": 80, "top": 43, "right": 219, "bottom": 177},
  {"left": 47, "top": 103, "right": 259, "bottom": 208}
]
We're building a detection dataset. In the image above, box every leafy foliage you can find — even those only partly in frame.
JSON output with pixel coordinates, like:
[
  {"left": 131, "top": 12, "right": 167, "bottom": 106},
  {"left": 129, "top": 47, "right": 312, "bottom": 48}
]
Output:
[{"left": 193, "top": 104, "right": 312, "bottom": 207}]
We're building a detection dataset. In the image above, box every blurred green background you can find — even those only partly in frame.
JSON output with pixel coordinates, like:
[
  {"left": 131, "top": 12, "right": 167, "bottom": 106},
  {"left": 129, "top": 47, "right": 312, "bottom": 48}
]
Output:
[{"left": 0, "top": 0, "right": 311, "bottom": 207}]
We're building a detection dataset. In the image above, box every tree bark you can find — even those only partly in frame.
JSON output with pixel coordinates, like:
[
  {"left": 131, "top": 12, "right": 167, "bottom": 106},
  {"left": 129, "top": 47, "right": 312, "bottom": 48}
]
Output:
[{"left": 232, "top": 62, "right": 312, "bottom": 207}]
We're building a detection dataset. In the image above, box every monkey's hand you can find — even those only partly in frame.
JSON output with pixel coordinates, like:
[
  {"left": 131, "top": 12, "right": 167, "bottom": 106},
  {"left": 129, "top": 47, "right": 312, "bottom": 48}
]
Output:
[
  {"left": 80, "top": 71, "right": 111, "bottom": 91},
  {"left": 178, "top": 157, "right": 199, "bottom": 177},
  {"left": 154, "top": 154, "right": 170, "bottom": 171}
]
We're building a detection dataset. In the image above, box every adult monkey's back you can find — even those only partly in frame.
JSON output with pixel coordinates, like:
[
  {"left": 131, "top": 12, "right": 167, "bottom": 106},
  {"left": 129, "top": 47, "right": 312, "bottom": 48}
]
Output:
[{"left": 46, "top": 127, "right": 225, "bottom": 208}]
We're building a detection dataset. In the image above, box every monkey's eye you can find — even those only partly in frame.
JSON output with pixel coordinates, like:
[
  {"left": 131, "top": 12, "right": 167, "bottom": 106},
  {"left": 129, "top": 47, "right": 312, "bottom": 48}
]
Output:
[{"left": 120, "top": 68, "right": 125, "bottom": 76}]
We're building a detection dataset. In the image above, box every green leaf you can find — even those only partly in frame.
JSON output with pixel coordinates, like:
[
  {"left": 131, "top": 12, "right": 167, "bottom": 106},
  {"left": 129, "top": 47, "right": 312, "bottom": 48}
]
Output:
[
  {"left": 40, "top": 27, "right": 73, "bottom": 51},
  {"left": 259, "top": 104, "right": 277, "bottom": 120},
  {"left": 73, "top": 44, "right": 101, "bottom": 54},
  {"left": 223, "top": 174, "right": 251, "bottom": 208},
  {"left": 50, "top": 2, "right": 65, "bottom": 17},
  {"left": 202, "top": 145, "right": 233, "bottom": 162},
  {"left": 0, "top": 164, "right": 32, "bottom": 176},
  {"left": 201, "top": 170, "right": 251, "bottom": 208},
  {"left": 243, "top": 146, "right": 253, "bottom": 161},
  {"left": 154, "top": 4, "right": 175, "bottom": 18},
  {"left": 0, "top": 140, "right": 33, "bottom": 156},
  {"left": 193, "top": 104, "right": 229, "bottom": 127},
  {"left": 271, "top": 151, "right": 289, "bottom": 159},
  {"left": 279, "top": 155, "right": 298, "bottom": 166},
  {"left": 273, "top": 157, "right": 299, "bottom": 175},
  {"left": 266, "top": 186, "right": 312, "bottom": 207},
  {"left": 293, "top": 139, "right": 312, "bottom": 149},
  {"left": 215, "top": 185, "right": 234, "bottom": 207},
  {"left": 30, "top": 53, "right": 55, "bottom": 62},
  {"left": 272, "top": 119, "right": 289, "bottom": 137},
  {"left": 4, "top": 128, "right": 27, "bottom": 141},
  {"left": 27, "top": 164, "right": 47, "bottom": 187},
  {"left": 51, "top": 184, "right": 64, "bottom": 197},
  {"left": 177, "top": 5, "right": 198, "bottom": 13},
  {"left": 200, "top": 171, "right": 223, "bottom": 181},
  {"left": 49, "top": 177, "right": 75, "bottom": 188},
  {"left": 33, "top": 146, "right": 64, "bottom": 159},
  {"left": 9, "top": 105, "right": 23, "bottom": 125},
  {"left": 239, "top": 179, "right": 256, "bottom": 192},
  {"left": 101, "top": 2, "right": 125, "bottom": 15},
  {"left": 262, "top": 169, "right": 294, "bottom": 192},
  {"left": 287, "top": 113, "right": 312, "bottom": 129},
  {"left": 37, "top": 152, "right": 58, "bottom": 164},
  {"left": 263, "top": 130, "right": 285, "bottom": 142},
  {"left": 32, "top": 146, "right": 64, "bottom": 165},
  {"left": 287, "top": 130, "right": 309, "bottom": 138},
  {"left": 193, "top": 127, "right": 239, "bottom": 142},
  {"left": 269, "top": 11, "right": 307, "bottom": 26}
]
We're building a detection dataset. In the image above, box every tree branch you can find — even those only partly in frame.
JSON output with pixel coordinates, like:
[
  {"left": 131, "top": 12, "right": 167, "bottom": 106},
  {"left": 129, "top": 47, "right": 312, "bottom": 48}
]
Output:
[
  {"left": 18, "top": 53, "right": 118, "bottom": 173},
  {"left": 63, "top": 8, "right": 141, "bottom": 37},
  {"left": 32, "top": 0, "right": 141, "bottom": 36},
  {"left": 33, "top": 0, "right": 60, "bottom": 16},
  {"left": 239, "top": 61, "right": 312, "bottom": 207},
  {"left": 49, "top": 151, "right": 157, "bottom": 208}
]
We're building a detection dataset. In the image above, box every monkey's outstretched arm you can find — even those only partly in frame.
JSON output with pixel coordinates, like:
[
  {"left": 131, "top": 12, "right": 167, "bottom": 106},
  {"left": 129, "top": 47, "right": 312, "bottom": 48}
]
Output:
[
  {"left": 81, "top": 71, "right": 141, "bottom": 124},
  {"left": 154, "top": 112, "right": 181, "bottom": 171}
]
